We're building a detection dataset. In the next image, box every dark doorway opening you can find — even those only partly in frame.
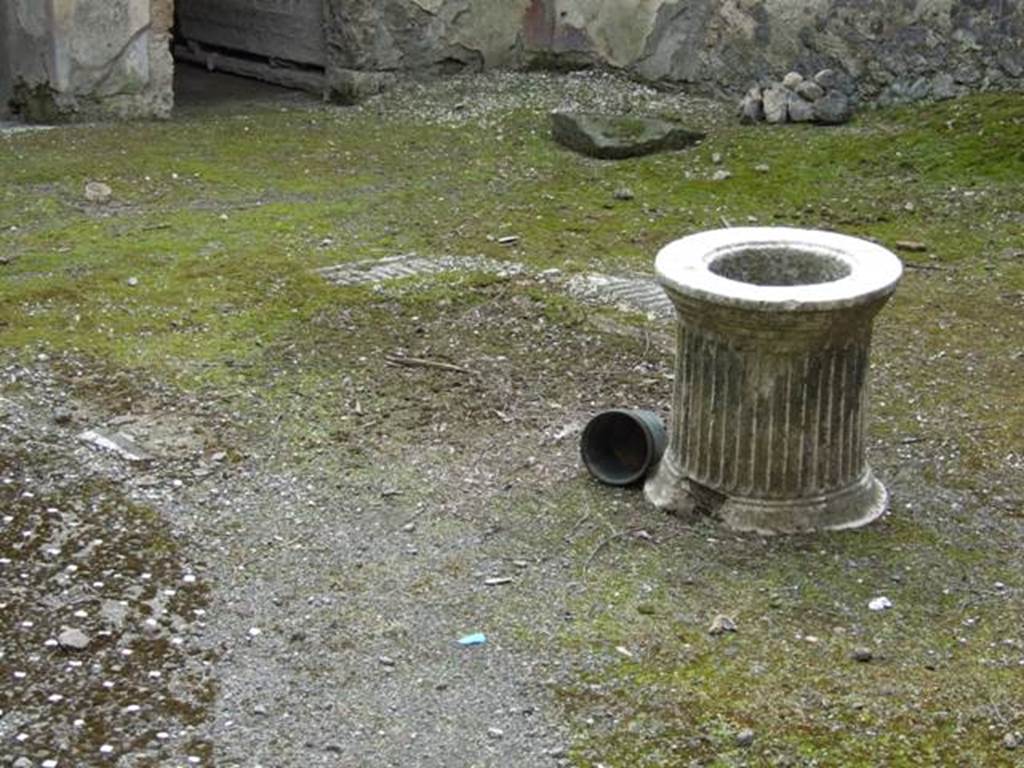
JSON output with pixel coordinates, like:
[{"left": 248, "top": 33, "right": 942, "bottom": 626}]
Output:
[{"left": 171, "top": 0, "right": 327, "bottom": 106}]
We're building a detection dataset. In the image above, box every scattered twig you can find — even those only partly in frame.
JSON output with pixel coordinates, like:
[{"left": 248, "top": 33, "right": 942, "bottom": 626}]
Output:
[
  {"left": 584, "top": 530, "right": 633, "bottom": 571},
  {"left": 469, "top": 432, "right": 502, "bottom": 473},
  {"left": 894, "top": 240, "right": 929, "bottom": 253},
  {"left": 384, "top": 354, "right": 476, "bottom": 375},
  {"left": 583, "top": 527, "right": 656, "bottom": 571},
  {"left": 903, "top": 261, "right": 948, "bottom": 272},
  {"left": 720, "top": 216, "right": 733, "bottom": 228},
  {"left": 564, "top": 509, "right": 592, "bottom": 544}
]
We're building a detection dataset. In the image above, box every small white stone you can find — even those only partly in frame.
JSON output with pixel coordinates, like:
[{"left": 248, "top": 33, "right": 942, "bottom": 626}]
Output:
[
  {"left": 84, "top": 181, "right": 112, "bottom": 204},
  {"left": 709, "top": 614, "right": 738, "bottom": 635},
  {"left": 868, "top": 596, "right": 893, "bottom": 611}
]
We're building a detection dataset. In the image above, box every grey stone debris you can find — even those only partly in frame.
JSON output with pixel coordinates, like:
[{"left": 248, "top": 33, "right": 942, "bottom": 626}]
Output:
[
  {"left": 736, "top": 728, "right": 755, "bottom": 747},
  {"left": 782, "top": 71, "right": 804, "bottom": 89},
  {"left": 813, "top": 91, "right": 854, "bottom": 125},
  {"left": 708, "top": 614, "right": 737, "bottom": 635},
  {"left": 814, "top": 69, "right": 839, "bottom": 89},
  {"left": 550, "top": 111, "right": 705, "bottom": 159},
  {"left": 1003, "top": 732, "right": 1022, "bottom": 750},
  {"left": 84, "top": 181, "right": 112, "bottom": 204},
  {"left": 852, "top": 646, "right": 874, "bottom": 663},
  {"left": 762, "top": 85, "right": 789, "bottom": 123},
  {"left": 613, "top": 187, "right": 635, "bottom": 201},
  {"left": 738, "top": 87, "right": 764, "bottom": 123},
  {"left": 13, "top": 758, "right": 34, "bottom": 768},
  {"left": 788, "top": 97, "right": 815, "bottom": 123},
  {"left": 796, "top": 80, "right": 824, "bottom": 101},
  {"left": 739, "top": 70, "right": 854, "bottom": 126},
  {"left": 58, "top": 627, "right": 91, "bottom": 651}
]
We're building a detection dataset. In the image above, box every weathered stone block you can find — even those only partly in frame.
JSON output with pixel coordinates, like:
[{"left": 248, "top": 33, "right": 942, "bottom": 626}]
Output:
[
  {"left": 795, "top": 80, "right": 823, "bottom": 102},
  {"left": 812, "top": 91, "right": 853, "bottom": 125},
  {"left": 762, "top": 85, "right": 789, "bottom": 124},
  {"left": 738, "top": 92, "right": 764, "bottom": 124},
  {"left": 550, "top": 111, "right": 705, "bottom": 160},
  {"left": 788, "top": 96, "right": 815, "bottom": 123},
  {"left": 782, "top": 71, "right": 803, "bottom": 89}
]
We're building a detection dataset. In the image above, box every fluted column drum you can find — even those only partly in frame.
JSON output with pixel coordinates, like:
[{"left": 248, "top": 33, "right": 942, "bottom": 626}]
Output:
[{"left": 644, "top": 228, "right": 902, "bottom": 533}]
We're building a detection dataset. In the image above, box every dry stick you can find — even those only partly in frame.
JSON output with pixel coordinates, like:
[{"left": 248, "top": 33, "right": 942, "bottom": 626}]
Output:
[
  {"left": 384, "top": 354, "right": 476, "bottom": 375},
  {"left": 584, "top": 527, "right": 655, "bottom": 572},
  {"left": 468, "top": 432, "right": 503, "bottom": 473},
  {"left": 903, "top": 261, "right": 949, "bottom": 272},
  {"left": 583, "top": 530, "right": 632, "bottom": 572},
  {"left": 564, "top": 509, "right": 592, "bottom": 544}
]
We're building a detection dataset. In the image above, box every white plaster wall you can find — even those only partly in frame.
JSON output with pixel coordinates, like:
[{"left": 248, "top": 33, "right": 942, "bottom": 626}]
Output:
[{"left": 6, "top": 0, "right": 172, "bottom": 120}]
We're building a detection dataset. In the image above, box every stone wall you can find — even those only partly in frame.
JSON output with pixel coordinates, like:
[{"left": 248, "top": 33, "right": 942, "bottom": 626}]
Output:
[
  {"left": 2, "top": 0, "right": 173, "bottom": 122},
  {"left": 0, "top": 5, "right": 11, "bottom": 118},
  {"left": 324, "top": 0, "right": 1024, "bottom": 103},
  {"left": 4, "top": 0, "right": 1020, "bottom": 119}
]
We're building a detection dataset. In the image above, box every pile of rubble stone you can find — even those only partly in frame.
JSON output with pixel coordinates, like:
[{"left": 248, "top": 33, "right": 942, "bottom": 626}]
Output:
[{"left": 739, "top": 69, "right": 853, "bottom": 125}]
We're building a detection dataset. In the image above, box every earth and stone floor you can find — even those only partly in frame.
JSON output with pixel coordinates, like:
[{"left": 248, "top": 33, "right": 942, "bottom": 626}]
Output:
[{"left": 1, "top": 68, "right": 1023, "bottom": 767}]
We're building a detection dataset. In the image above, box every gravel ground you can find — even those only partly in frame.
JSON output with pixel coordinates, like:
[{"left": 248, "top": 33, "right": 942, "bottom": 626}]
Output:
[{"left": 3, "top": 69, "right": 1023, "bottom": 768}]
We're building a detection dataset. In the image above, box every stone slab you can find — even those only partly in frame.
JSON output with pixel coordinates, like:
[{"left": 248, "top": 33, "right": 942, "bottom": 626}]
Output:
[{"left": 550, "top": 111, "right": 704, "bottom": 160}]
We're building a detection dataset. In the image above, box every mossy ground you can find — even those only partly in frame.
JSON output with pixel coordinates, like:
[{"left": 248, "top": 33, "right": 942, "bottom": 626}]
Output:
[{"left": 1, "top": 72, "right": 1022, "bottom": 765}]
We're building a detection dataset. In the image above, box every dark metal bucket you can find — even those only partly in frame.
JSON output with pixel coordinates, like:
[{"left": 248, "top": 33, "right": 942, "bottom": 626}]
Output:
[{"left": 580, "top": 409, "right": 667, "bottom": 486}]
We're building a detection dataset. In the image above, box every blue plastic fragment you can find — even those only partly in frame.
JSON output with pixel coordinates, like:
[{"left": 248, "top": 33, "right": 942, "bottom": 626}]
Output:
[{"left": 458, "top": 632, "right": 487, "bottom": 646}]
